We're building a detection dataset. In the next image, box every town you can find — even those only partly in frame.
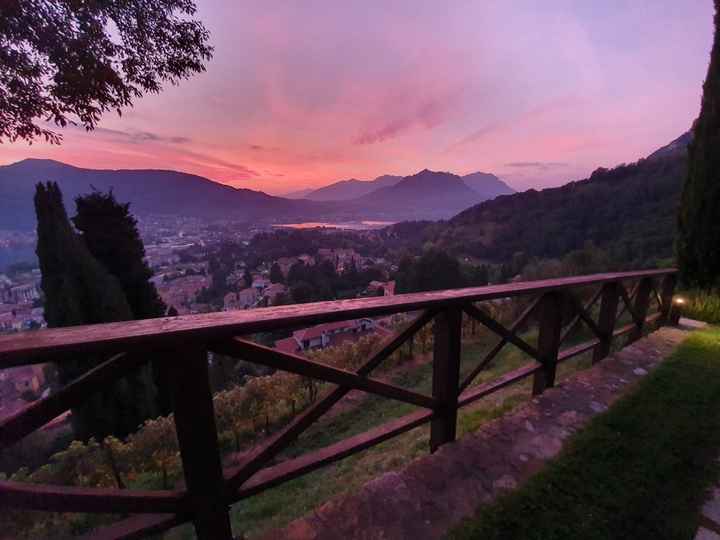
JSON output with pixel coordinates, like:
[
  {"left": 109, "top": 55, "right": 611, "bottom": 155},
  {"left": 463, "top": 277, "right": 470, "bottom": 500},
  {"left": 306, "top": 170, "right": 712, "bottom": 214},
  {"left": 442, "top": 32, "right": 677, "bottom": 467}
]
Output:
[{"left": 0, "top": 217, "right": 400, "bottom": 428}]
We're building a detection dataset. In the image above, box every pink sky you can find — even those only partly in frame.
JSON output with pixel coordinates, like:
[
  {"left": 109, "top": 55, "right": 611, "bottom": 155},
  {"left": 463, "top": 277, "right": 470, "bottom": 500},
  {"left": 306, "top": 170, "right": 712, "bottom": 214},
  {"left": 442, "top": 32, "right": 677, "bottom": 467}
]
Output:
[{"left": 0, "top": 1, "right": 714, "bottom": 194}]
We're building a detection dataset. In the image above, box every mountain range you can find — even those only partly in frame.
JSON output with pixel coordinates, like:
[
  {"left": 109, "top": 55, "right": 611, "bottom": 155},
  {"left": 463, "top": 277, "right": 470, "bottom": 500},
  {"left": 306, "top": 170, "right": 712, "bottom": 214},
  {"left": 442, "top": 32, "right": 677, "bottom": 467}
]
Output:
[
  {"left": 0, "top": 160, "right": 514, "bottom": 229},
  {"left": 302, "top": 175, "right": 404, "bottom": 201},
  {"left": 0, "top": 159, "right": 334, "bottom": 230},
  {"left": 346, "top": 169, "right": 513, "bottom": 220},
  {"left": 384, "top": 131, "right": 692, "bottom": 268},
  {"left": 300, "top": 171, "right": 513, "bottom": 203}
]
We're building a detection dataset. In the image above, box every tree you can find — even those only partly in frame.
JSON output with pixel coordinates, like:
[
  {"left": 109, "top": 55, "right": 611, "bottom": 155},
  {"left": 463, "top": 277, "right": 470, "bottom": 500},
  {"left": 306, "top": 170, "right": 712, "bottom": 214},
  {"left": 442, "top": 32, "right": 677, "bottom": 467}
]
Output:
[
  {"left": 73, "top": 190, "right": 170, "bottom": 414},
  {"left": 395, "top": 248, "right": 466, "bottom": 293},
  {"left": 269, "top": 262, "right": 285, "bottom": 284},
  {"left": 73, "top": 190, "right": 166, "bottom": 319},
  {"left": 678, "top": 1, "right": 720, "bottom": 289},
  {"left": 0, "top": 0, "right": 212, "bottom": 144},
  {"left": 34, "top": 182, "right": 156, "bottom": 440}
]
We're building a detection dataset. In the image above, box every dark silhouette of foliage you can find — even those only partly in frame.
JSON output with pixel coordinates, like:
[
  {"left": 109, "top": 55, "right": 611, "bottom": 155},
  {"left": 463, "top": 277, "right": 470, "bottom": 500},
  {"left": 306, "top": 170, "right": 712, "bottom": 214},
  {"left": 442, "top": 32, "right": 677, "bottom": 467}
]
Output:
[
  {"left": 0, "top": 0, "right": 212, "bottom": 144},
  {"left": 389, "top": 154, "right": 686, "bottom": 270},
  {"left": 73, "top": 190, "right": 166, "bottom": 319},
  {"left": 34, "top": 182, "right": 158, "bottom": 440},
  {"left": 395, "top": 248, "right": 466, "bottom": 293},
  {"left": 73, "top": 190, "right": 170, "bottom": 414},
  {"left": 678, "top": 1, "right": 720, "bottom": 289},
  {"left": 35, "top": 182, "right": 132, "bottom": 327},
  {"left": 270, "top": 262, "right": 285, "bottom": 284}
]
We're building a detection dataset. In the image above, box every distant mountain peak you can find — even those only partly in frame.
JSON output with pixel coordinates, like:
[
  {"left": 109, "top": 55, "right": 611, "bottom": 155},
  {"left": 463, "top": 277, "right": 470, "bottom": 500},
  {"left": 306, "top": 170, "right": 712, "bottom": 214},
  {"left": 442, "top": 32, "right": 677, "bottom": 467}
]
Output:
[
  {"left": 0, "top": 158, "right": 330, "bottom": 230},
  {"left": 303, "top": 174, "right": 403, "bottom": 201},
  {"left": 647, "top": 130, "right": 693, "bottom": 160}
]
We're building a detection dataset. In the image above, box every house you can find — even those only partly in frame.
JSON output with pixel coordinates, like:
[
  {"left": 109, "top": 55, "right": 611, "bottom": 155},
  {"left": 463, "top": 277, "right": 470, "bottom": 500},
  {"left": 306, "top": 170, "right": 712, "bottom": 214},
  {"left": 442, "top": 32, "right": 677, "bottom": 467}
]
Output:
[
  {"left": 223, "top": 292, "right": 240, "bottom": 311},
  {"left": 276, "top": 257, "right": 299, "bottom": 278},
  {"left": 366, "top": 280, "right": 396, "bottom": 296},
  {"left": 264, "top": 283, "right": 288, "bottom": 305},
  {"left": 274, "top": 318, "right": 376, "bottom": 352},
  {"left": 237, "top": 287, "right": 260, "bottom": 309},
  {"left": 0, "top": 365, "right": 45, "bottom": 396},
  {"left": 298, "top": 254, "right": 316, "bottom": 266},
  {"left": 224, "top": 287, "right": 260, "bottom": 310},
  {"left": 251, "top": 277, "right": 270, "bottom": 293}
]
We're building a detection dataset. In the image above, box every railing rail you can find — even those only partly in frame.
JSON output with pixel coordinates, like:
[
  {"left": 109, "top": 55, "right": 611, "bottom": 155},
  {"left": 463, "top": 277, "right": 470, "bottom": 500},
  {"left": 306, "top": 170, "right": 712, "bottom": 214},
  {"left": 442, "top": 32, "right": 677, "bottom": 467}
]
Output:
[{"left": 0, "top": 269, "right": 677, "bottom": 539}]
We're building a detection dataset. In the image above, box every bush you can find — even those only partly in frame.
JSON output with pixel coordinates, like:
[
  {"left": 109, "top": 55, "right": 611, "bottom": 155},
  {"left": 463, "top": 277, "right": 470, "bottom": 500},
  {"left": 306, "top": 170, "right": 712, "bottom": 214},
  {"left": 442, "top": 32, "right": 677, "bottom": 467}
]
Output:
[{"left": 679, "top": 289, "right": 720, "bottom": 324}]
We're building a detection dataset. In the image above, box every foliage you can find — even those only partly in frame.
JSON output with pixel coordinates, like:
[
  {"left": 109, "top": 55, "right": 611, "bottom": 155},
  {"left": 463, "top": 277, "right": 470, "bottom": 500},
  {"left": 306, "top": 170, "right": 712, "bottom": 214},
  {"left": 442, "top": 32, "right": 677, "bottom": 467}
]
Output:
[
  {"left": 450, "top": 327, "right": 720, "bottom": 540},
  {"left": 249, "top": 229, "right": 386, "bottom": 261},
  {"left": 270, "top": 262, "right": 285, "bottom": 284},
  {"left": 388, "top": 154, "right": 686, "bottom": 270},
  {"left": 519, "top": 244, "right": 613, "bottom": 282},
  {"left": 0, "top": 0, "right": 212, "bottom": 144},
  {"left": 677, "top": 2, "right": 720, "bottom": 289},
  {"left": 2, "top": 300, "right": 539, "bottom": 538},
  {"left": 678, "top": 290, "right": 720, "bottom": 324},
  {"left": 34, "top": 182, "right": 160, "bottom": 440},
  {"left": 196, "top": 242, "right": 246, "bottom": 307},
  {"left": 395, "top": 248, "right": 489, "bottom": 293},
  {"left": 34, "top": 182, "right": 132, "bottom": 327},
  {"left": 73, "top": 190, "right": 170, "bottom": 414},
  {"left": 73, "top": 190, "right": 166, "bottom": 319},
  {"left": 286, "top": 260, "right": 385, "bottom": 304}
]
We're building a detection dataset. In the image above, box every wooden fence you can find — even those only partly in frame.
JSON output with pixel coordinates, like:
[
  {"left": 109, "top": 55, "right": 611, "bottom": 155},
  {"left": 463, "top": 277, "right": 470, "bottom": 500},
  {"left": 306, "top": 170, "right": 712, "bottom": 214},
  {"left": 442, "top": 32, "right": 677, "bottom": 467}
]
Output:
[{"left": 0, "top": 269, "right": 677, "bottom": 539}]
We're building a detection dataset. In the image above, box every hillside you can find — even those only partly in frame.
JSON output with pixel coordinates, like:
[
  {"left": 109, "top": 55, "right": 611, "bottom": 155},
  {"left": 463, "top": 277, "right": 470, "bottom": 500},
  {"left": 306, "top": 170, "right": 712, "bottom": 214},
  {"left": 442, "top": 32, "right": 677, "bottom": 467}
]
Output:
[
  {"left": 462, "top": 172, "right": 515, "bottom": 199},
  {"left": 0, "top": 159, "right": 332, "bottom": 230},
  {"left": 304, "top": 175, "right": 403, "bottom": 201},
  {"left": 303, "top": 171, "right": 513, "bottom": 203},
  {"left": 385, "top": 142, "right": 689, "bottom": 268},
  {"left": 348, "top": 169, "right": 499, "bottom": 220}
]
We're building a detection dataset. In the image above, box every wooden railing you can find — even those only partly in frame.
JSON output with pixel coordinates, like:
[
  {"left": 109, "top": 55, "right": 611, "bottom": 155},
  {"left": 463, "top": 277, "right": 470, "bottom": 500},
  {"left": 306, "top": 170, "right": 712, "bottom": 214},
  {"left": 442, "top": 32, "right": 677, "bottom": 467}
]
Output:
[{"left": 0, "top": 269, "right": 677, "bottom": 539}]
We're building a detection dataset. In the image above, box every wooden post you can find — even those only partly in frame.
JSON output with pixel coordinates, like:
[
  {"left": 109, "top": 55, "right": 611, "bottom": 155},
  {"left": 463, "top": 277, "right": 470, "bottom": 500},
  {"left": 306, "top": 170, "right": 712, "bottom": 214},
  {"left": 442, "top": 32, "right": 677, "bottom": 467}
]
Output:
[
  {"left": 659, "top": 273, "right": 677, "bottom": 324},
  {"left": 168, "top": 347, "right": 233, "bottom": 540},
  {"left": 430, "top": 307, "right": 462, "bottom": 453},
  {"left": 592, "top": 282, "right": 620, "bottom": 364},
  {"left": 532, "top": 292, "right": 563, "bottom": 396},
  {"left": 629, "top": 278, "right": 653, "bottom": 342}
]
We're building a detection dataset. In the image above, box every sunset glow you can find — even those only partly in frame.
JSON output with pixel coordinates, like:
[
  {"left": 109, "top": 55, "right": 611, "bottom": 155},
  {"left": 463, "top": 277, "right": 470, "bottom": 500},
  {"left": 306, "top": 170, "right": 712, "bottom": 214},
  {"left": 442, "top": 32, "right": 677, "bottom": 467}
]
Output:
[{"left": 0, "top": 0, "right": 713, "bottom": 194}]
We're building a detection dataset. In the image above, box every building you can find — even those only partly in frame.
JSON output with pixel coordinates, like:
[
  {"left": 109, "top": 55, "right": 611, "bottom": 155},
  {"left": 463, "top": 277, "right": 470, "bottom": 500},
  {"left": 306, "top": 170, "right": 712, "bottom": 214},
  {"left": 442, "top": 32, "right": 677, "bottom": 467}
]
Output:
[
  {"left": 223, "top": 287, "right": 260, "bottom": 311},
  {"left": 264, "top": 283, "right": 288, "bottom": 305},
  {"left": 274, "top": 318, "right": 376, "bottom": 353},
  {"left": 276, "top": 257, "right": 300, "bottom": 278},
  {"left": 156, "top": 274, "right": 210, "bottom": 314},
  {"left": 366, "top": 280, "right": 396, "bottom": 296},
  {"left": 1, "top": 281, "right": 40, "bottom": 304},
  {"left": 0, "top": 364, "right": 45, "bottom": 396},
  {"left": 251, "top": 277, "right": 270, "bottom": 293}
]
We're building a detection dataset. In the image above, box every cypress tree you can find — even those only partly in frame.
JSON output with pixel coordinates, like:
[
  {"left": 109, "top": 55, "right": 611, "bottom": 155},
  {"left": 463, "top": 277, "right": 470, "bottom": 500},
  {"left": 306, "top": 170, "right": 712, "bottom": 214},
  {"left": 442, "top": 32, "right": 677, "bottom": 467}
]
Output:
[
  {"left": 34, "top": 182, "right": 155, "bottom": 439},
  {"left": 677, "top": 1, "right": 720, "bottom": 289},
  {"left": 72, "top": 190, "right": 172, "bottom": 415},
  {"left": 73, "top": 190, "right": 166, "bottom": 319},
  {"left": 269, "top": 262, "right": 285, "bottom": 284}
]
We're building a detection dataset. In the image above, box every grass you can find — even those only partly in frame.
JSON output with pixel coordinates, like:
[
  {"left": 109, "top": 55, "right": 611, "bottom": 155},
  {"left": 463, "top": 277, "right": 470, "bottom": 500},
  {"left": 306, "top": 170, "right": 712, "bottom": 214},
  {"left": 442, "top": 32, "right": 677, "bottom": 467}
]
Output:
[
  {"left": 167, "top": 316, "right": 646, "bottom": 539},
  {"left": 449, "top": 326, "right": 720, "bottom": 540},
  {"left": 679, "top": 289, "right": 720, "bottom": 324},
  {"left": 217, "top": 335, "right": 540, "bottom": 538}
]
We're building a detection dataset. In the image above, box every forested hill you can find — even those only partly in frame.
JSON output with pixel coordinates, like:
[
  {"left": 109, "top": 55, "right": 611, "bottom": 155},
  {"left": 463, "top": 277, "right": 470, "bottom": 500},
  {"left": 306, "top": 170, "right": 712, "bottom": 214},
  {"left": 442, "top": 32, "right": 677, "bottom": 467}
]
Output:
[
  {"left": 0, "top": 159, "right": 333, "bottom": 230},
  {"left": 385, "top": 151, "right": 687, "bottom": 268}
]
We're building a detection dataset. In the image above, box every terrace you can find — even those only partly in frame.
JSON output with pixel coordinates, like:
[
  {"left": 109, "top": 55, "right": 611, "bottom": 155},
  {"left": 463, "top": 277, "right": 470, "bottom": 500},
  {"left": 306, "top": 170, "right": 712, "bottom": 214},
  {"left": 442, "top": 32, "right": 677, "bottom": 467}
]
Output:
[{"left": 0, "top": 268, "right": 676, "bottom": 539}]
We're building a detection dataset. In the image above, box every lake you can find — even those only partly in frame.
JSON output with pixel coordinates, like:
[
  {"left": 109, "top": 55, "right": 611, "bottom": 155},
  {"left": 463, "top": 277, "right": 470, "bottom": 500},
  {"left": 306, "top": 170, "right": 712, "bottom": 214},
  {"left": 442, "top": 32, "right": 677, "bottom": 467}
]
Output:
[{"left": 272, "top": 221, "right": 395, "bottom": 230}]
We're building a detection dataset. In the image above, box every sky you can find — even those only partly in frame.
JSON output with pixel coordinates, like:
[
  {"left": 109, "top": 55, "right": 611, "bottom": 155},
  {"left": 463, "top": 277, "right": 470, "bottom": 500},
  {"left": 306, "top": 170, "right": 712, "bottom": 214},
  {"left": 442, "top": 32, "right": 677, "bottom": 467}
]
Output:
[{"left": 0, "top": 0, "right": 714, "bottom": 194}]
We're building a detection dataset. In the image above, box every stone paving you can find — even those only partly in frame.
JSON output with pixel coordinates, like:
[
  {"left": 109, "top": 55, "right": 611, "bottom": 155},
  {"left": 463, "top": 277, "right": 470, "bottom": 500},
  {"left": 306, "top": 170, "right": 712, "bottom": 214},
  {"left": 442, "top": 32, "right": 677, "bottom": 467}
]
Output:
[{"left": 260, "top": 326, "right": 691, "bottom": 540}]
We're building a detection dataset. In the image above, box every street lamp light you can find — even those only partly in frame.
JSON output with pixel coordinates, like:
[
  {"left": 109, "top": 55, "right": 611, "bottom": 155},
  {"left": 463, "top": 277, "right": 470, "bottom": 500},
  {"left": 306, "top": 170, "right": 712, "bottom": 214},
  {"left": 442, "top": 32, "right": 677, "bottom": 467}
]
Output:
[{"left": 670, "top": 296, "right": 685, "bottom": 325}]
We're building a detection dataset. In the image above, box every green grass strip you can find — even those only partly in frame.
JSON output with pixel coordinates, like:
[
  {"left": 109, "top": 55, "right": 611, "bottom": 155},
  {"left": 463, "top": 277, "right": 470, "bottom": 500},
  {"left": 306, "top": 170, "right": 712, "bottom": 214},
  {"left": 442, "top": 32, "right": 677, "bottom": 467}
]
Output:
[{"left": 449, "top": 327, "right": 720, "bottom": 540}]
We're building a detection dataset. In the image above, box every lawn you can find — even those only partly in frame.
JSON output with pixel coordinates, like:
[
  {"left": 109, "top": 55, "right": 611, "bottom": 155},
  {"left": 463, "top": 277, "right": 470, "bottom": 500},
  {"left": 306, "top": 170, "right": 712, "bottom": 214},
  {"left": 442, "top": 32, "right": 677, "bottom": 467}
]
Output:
[{"left": 449, "top": 326, "right": 720, "bottom": 540}]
